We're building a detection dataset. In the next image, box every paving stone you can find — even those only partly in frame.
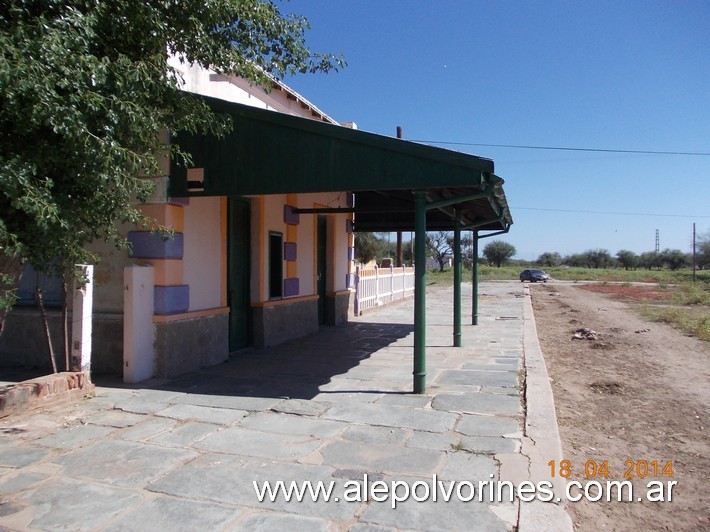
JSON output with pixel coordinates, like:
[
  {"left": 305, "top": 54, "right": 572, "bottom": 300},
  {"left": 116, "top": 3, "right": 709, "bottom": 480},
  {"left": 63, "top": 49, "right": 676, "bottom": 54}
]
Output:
[
  {"left": 195, "top": 426, "right": 322, "bottom": 460},
  {"left": 112, "top": 398, "right": 172, "bottom": 415},
  {"left": 148, "top": 422, "right": 219, "bottom": 446},
  {"left": 0, "top": 282, "right": 542, "bottom": 531},
  {"left": 34, "top": 424, "right": 115, "bottom": 450},
  {"left": 435, "top": 369, "right": 518, "bottom": 388},
  {"left": 272, "top": 398, "right": 328, "bottom": 416},
  {"left": 235, "top": 511, "right": 329, "bottom": 531},
  {"left": 0, "top": 447, "right": 50, "bottom": 468},
  {"left": 438, "top": 452, "right": 498, "bottom": 482},
  {"left": 462, "top": 361, "right": 519, "bottom": 371},
  {"left": 16, "top": 478, "right": 143, "bottom": 530},
  {"left": 431, "top": 393, "right": 521, "bottom": 416},
  {"left": 405, "top": 431, "right": 458, "bottom": 452},
  {"left": 481, "top": 386, "right": 520, "bottom": 396},
  {"left": 53, "top": 440, "right": 197, "bottom": 488},
  {"left": 105, "top": 496, "right": 240, "bottom": 531},
  {"left": 239, "top": 412, "right": 345, "bottom": 438},
  {"left": 149, "top": 454, "right": 357, "bottom": 520},
  {"left": 359, "top": 495, "right": 508, "bottom": 531},
  {"left": 170, "top": 393, "right": 281, "bottom": 411},
  {"left": 0, "top": 472, "right": 47, "bottom": 494},
  {"left": 350, "top": 524, "right": 398, "bottom": 532},
  {"left": 322, "top": 402, "right": 457, "bottom": 433},
  {"left": 374, "top": 394, "right": 431, "bottom": 408},
  {"left": 0, "top": 500, "right": 23, "bottom": 518},
  {"left": 456, "top": 414, "right": 520, "bottom": 437},
  {"left": 155, "top": 403, "right": 247, "bottom": 425},
  {"left": 342, "top": 425, "right": 409, "bottom": 446},
  {"left": 118, "top": 417, "right": 177, "bottom": 441},
  {"left": 319, "top": 440, "right": 442, "bottom": 476},
  {"left": 459, "top": 436, "right": 519, "bottom": 455},
  {"left": 84, "top": 410, "right": 146, "bottom": 428}
]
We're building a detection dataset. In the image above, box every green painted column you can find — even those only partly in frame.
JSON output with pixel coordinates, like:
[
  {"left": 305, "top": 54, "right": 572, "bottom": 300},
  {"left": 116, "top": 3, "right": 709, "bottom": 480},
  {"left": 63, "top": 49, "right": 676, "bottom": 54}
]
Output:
[
  {"left": 413, "top": 192, "right": 427, "bottom": 394},
  {"left": 472, "top": 230, "right": 479, "bottom": 325},
  {"left": 453, "top": 210, "right": 462, "bottom": 347}
]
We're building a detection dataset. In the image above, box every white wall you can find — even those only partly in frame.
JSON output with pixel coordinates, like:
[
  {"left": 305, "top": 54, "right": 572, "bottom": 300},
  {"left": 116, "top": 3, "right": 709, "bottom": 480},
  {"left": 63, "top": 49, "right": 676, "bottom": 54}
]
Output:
[
  {"left": 169, "top": 58, "right": 334, "bottom": 121},
  {"left": 183, "top": 197, "right": 224, "bottom": 311}
]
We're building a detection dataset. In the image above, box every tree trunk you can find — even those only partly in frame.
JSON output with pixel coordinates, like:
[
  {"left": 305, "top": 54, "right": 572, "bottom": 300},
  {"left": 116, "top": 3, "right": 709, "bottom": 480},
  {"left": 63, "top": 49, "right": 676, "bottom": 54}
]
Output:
[
  {"left": 0, "top": 251, "right": 24, "bottom": 337},
  {"left": 35, "top": 286, "right": 58, "bottom": 374}
]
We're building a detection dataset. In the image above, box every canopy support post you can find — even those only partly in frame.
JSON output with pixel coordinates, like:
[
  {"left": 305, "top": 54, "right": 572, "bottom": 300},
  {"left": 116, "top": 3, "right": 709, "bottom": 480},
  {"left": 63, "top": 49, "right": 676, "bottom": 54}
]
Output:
[
  {"left": 453, "top": 209, "right": 462, "bottom": 347},
  {"left": 472, "top": 230, "right": 479, "bottom": 325},
  {"left": 413, "top": 192, "right": 427, "bottom": 394}
]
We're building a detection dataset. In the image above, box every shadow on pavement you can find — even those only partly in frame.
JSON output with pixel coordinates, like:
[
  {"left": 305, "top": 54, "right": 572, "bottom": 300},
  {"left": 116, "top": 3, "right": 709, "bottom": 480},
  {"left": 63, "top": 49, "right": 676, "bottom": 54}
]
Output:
[{"left": 94, "top": 321, "right": 414, "bottom": 400}]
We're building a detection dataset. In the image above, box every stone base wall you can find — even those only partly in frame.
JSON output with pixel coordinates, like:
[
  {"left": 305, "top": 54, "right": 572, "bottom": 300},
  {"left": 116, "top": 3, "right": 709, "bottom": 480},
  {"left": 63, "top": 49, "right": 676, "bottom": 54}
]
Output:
[
  {"left": 325, "top": 292, "right": 351, "bottom": 326},
  {"left": 154, "top": 313, "right": 229, "bottom": 378},
  {"left": 0, "top": 371, "right": 95, "bottom": 418},
  {"left": 0, "top": 309, "right": 122, "bottom": 376},
  {"left": 252, "top": 298, "right": 319, "bottom": 348}
]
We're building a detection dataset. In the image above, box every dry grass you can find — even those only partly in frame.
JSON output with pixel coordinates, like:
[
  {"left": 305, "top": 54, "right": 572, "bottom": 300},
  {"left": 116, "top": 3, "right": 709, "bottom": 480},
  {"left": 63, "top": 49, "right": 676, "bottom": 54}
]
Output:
[{"left": 640, "top": 305, "right": 710, "bottom": 341}]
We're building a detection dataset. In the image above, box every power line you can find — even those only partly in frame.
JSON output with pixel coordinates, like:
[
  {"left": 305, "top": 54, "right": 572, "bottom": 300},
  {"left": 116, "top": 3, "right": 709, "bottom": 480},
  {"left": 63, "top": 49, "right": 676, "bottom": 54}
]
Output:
[
  {"left": 514, "top": 206, "right": 710, "bottom": 218},
  {"left": 408, "top": 140, "right": 710, "bottom": 157}
]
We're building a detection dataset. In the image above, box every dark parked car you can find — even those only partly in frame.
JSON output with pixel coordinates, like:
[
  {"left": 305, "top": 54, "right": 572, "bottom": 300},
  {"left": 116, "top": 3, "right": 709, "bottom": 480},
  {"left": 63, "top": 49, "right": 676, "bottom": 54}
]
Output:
[{"left": 520, "top": 269, "right": 549, "bottom": 283}]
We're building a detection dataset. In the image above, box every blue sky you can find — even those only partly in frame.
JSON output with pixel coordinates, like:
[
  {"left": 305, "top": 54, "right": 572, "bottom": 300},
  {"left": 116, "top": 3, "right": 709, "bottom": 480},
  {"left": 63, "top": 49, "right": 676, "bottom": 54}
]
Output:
[{"left": 281, "top": 0, "right": 709, "bottom": 260}]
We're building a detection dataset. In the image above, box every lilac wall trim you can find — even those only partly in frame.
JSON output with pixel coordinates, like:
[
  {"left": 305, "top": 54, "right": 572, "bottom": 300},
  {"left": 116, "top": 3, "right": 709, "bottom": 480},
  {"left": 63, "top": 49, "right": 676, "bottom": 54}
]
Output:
[
  {"left": 128, "top": 231, "right": 184, "bottom": 259},
  {"left": 169, "top": 197, "right": 190, "bottom": 206},
  {"left": 154, "top": 285, "right": 189, "bottom": 315},
  {"left": 284, "top": 204, "right": 300, "bottom": 225},
  {"left": 284, "top": 242, "right": 297, "bottom": 261},
  {"left": 347, "top": 247, "right": 355, "bottom": 261},
  {"left": 346, "top": 273, "right": 355, "bottom": 289},
  {"left": 283, "top": 278, "right": 299, "bottom": 297},
  {"left": 346, "top": 219, "right": 354, "bottom": 233}
]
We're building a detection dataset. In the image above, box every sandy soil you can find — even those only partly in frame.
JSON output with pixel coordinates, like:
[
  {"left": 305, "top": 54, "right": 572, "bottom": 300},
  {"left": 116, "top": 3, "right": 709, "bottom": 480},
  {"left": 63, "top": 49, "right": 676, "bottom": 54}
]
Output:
[{"left": 529, "top": 281, "right": 709, "bottom": 531}]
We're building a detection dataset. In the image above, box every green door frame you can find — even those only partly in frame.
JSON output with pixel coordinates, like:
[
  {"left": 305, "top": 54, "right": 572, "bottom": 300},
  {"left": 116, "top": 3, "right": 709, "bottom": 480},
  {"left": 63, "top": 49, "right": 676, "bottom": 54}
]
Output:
[{"left": 228, "top": 198, "right": 251, "bottom": 351}]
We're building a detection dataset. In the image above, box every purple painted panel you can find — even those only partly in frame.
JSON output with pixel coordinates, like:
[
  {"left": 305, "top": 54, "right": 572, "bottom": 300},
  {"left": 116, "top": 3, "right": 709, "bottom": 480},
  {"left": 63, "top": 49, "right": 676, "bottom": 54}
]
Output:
[
  {"left": 284, "top": 204, "right": 300, "bottom": 225},
  {"left": 154, "top": 285, "right": 189, "bottom": 315},
  {"left": 346, "top": 219, "right": 354, "bottom": 234},
  {"left": 347, "top": 247, "right": 355, "bottom": 261},
  {"left": 284, "top": 242, "right": 297, "bottom": 261},
  {"left": 169, "top": 196, "right": 190, "bottom": 206},
  {"left": 283, "top": 278, "right": 299, "bottom": 297},
  {"left": 346, "top": 273, "right": 355, "bottom": 289},
  {"left": 346, "top": 193, "right": 355, "bottom": 208},
  {"left": 128, "top": 231, "right": 184, "bottom": 259}
]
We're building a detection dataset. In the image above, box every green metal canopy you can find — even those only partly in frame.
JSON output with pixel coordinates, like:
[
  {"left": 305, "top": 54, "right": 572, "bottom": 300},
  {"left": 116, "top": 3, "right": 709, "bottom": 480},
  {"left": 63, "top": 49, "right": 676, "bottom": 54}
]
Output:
[
  {"left": 169, "top": 94, "right": 512, "bottom": 233},
  {"left": 169, "top": 93, "right": 514, "bottom": 394}
]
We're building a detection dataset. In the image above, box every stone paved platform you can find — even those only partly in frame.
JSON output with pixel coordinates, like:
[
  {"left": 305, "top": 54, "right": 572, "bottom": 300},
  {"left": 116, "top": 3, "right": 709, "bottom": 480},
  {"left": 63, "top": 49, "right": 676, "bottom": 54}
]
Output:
[{"left": 0, "top": 282, "right": 572, "bottom": 531}]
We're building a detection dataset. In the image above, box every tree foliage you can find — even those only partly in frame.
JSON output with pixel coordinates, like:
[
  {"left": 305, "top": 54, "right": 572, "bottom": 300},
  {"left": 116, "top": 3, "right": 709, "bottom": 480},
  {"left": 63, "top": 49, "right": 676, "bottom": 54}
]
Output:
[
  {"left": 659, "top": 248, "right": 689, "bottom": 271},
  {"left": 537, "top": 251, "right": 562, "bottom": 267},
  {"left": 638, "top": 251, "right": 663, "bottom": 270},
  {"left": 354, "top": 232, "right": 387, "bottom": 265},
  {"left": 0, "top": 0, "right": 344, "bottom": 321},
  {"left": 482, "top": 240, "right": 516, "bottom": 267},
  {"left": 695, "top": 230, "right": 710, "bottom": 270},
  {"left": 616, "top": 249, "right": 639, "bottom": 270}
]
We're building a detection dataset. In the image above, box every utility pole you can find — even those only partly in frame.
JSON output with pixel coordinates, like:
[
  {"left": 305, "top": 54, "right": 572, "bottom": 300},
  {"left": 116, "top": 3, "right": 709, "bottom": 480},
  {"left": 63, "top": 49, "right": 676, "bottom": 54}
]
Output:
[{"left": 693, "top": 223, "right": 697, "bottom": 284}]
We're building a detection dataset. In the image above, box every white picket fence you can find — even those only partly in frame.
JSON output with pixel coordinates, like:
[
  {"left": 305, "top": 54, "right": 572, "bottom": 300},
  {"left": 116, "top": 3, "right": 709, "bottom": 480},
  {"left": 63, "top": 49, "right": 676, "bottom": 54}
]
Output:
[{"left": 353, "top": 265, "right": 415, "bottom": 315}]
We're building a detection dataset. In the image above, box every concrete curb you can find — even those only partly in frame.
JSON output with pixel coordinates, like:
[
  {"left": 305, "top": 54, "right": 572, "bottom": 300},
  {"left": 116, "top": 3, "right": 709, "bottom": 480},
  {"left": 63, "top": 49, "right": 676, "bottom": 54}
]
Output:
[{"left": 519, "top": 286, "right": 574, "bottom": 531}]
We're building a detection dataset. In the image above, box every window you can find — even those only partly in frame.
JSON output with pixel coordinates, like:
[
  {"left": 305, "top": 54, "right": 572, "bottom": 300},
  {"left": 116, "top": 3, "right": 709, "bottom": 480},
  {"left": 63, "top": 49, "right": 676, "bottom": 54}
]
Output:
[{"left": 268, "top": 232, "right": 283, "bottom": 299}]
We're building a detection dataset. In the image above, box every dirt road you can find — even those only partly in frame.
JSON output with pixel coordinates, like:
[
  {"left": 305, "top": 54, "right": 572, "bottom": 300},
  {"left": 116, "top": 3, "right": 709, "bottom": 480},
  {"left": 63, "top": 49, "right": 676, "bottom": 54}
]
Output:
[{"left": 530, "top": 281, "right": 709, "bottom": 531}]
